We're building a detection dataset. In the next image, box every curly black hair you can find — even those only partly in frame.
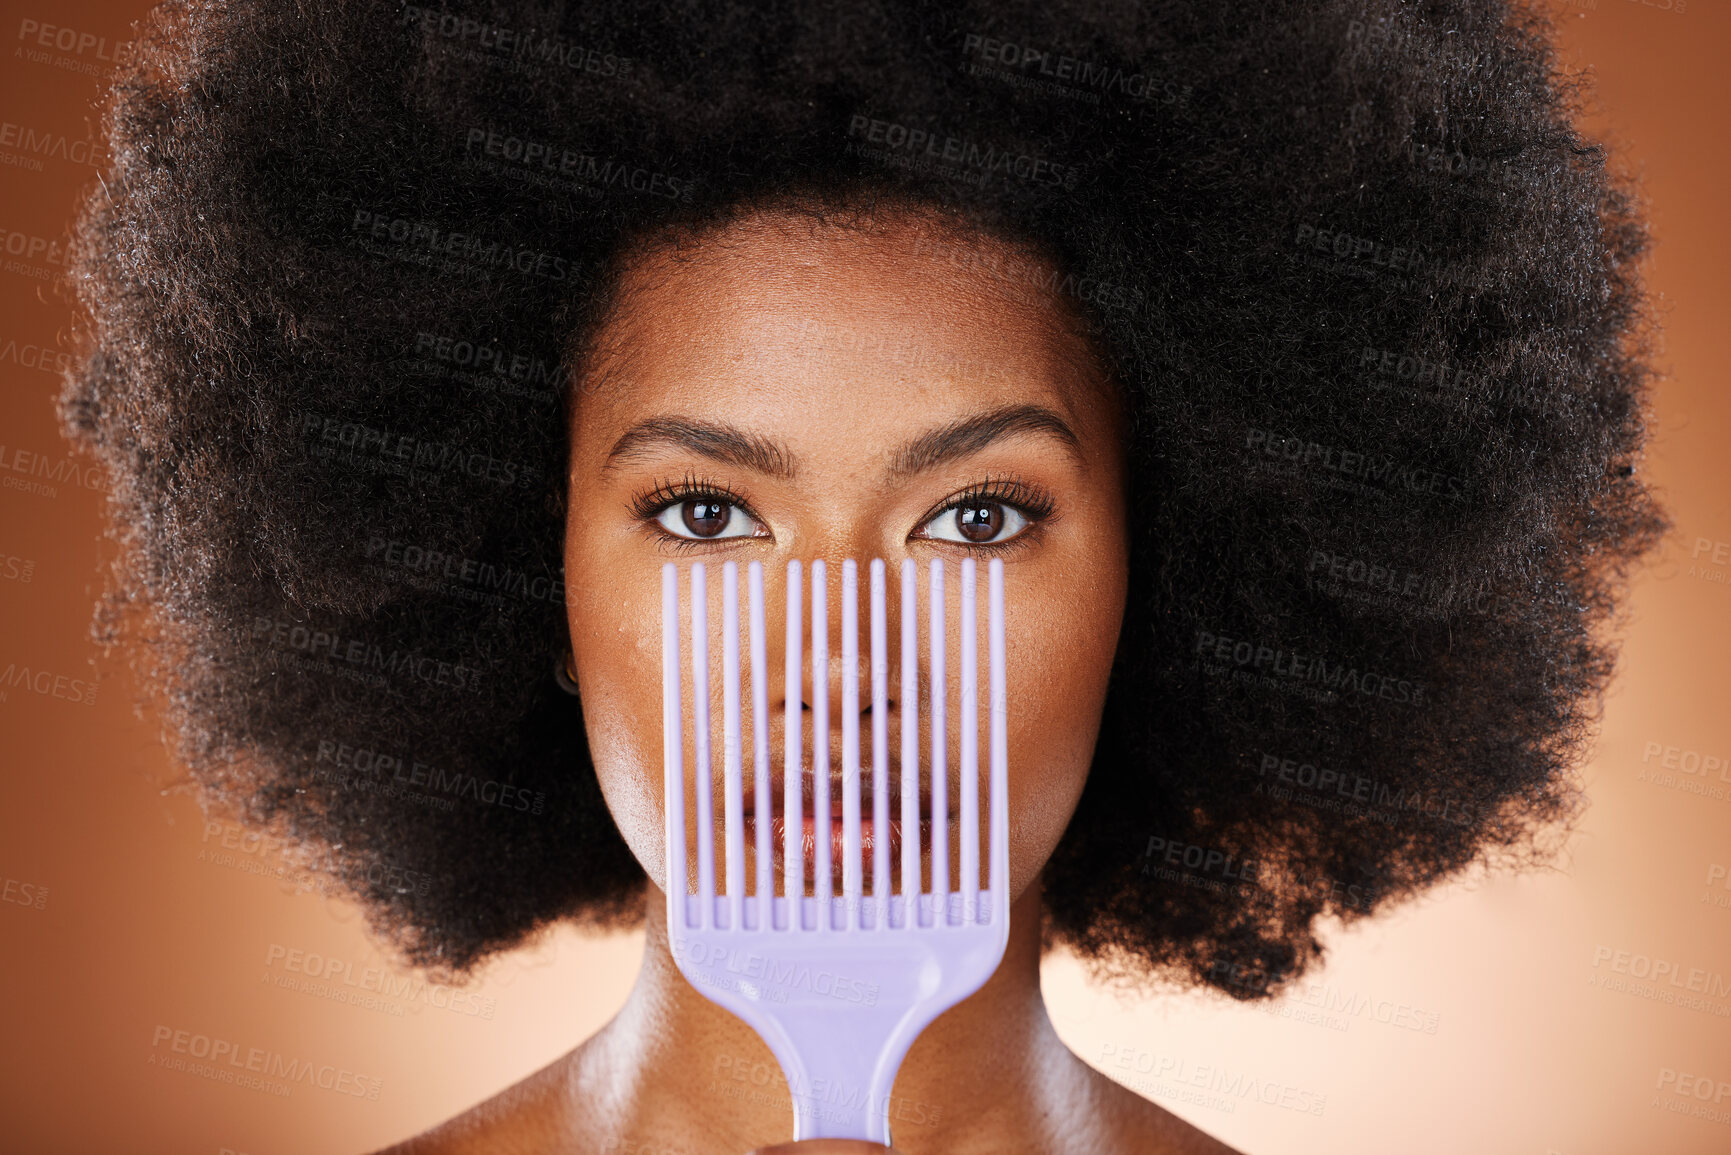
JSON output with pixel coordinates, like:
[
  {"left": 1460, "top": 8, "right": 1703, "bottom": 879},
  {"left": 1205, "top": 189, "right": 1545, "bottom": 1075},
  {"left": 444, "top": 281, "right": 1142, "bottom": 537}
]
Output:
[{"left": 59, "top": 0, "right": 1666, "bottom": 997}]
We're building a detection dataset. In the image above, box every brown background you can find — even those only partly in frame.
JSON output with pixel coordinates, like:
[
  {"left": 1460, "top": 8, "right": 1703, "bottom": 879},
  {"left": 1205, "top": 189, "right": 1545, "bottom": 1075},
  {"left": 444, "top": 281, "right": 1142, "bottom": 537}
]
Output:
[{"left": 2, "top": 2, "right": 1728, "bottom": 1152}]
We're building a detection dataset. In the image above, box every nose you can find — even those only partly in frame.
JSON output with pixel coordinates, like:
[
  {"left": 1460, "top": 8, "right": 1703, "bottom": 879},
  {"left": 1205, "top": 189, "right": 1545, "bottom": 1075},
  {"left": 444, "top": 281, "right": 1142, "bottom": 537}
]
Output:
[
  {"left": 677, "top": 556, "right": 914, "bottom": 724},
  {"left": 676, "top": 554, "right": 990, "bottom": 779},
  {"left": 797, "top": 557, "right": 907, "bottom": 724}
]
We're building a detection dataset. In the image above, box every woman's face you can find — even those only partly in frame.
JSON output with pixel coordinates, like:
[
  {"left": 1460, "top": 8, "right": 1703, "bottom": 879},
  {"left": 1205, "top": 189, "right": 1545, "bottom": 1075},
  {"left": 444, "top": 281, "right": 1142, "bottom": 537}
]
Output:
[{"left": 563, "top": 209, "right": 1130, "bottom": 904}]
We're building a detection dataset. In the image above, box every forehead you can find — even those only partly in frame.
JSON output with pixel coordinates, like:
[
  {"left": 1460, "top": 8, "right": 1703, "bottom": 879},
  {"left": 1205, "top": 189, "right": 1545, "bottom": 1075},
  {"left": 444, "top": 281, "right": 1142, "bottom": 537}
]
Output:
[{"left": 570, "top": 211, "right": 1111, "bottom": 449}]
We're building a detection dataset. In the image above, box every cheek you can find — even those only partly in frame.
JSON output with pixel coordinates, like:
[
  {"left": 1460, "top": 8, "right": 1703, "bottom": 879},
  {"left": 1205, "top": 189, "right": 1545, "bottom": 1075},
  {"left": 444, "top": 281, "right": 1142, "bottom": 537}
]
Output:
[
  {"left": 1004, "top": 572, "right": 1124, "bottom": 894},
  {"left": 566, "top": 555, "right": 673, "bottom": 883}
]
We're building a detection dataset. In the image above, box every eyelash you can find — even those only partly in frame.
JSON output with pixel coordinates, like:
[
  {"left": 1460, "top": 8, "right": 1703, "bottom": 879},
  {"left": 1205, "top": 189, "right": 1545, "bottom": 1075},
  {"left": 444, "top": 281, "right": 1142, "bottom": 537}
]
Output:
[
  {"left": 629, "top": 472, "right": 1058, "bottom": 553},
  {"left": 923, "top": 475, "right": 1057, "bottom": 552}
]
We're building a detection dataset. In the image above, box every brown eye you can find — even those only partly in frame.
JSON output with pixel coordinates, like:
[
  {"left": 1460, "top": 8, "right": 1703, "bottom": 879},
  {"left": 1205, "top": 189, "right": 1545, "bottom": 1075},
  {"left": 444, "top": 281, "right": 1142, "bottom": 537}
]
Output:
[
  {"left": 653, "top": 496, "right": 763, "bottom": 542},
  {"left": 919, "top": 499, "right": 1031, "bottom": 546},
  {"left": 682, "top": 499, "right": 731, "bottom": 537},
  {"left": 955, "top": 503, "right": 1003, "bottom": 543}
]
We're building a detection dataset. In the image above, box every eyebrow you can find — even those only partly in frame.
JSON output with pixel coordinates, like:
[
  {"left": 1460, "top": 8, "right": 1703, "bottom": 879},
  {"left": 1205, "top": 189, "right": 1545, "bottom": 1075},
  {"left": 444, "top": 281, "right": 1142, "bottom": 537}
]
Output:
[
  {"left": 601, "top": 416, "right": 796, "bottom": 480},
  {"left": 600, "top": 404, "right": 1085, "bottom": 480}
]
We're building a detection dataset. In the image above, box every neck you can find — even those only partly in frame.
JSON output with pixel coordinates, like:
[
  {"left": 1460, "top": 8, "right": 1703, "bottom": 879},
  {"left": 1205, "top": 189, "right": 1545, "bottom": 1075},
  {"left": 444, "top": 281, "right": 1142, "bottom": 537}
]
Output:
[{"left": 565, "top": 879, "right": 1074, "bottom": 1152}]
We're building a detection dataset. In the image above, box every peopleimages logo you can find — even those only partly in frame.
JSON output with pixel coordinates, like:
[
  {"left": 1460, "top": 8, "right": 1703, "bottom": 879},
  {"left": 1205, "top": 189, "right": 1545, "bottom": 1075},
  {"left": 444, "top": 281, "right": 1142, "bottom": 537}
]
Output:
[
  {"left": 301, "top": 410, "right": 540, "bottom": 490},
  {"left": 845, "top": 115, "right": 1080, "bottom": 189},
  {"left": 463, "top": 127, "right": 694, "bottom": 201},
  {"left": 314, "top": 736, "right": 548, "bottom": 815},
  {"left": 250, "top": 614, "right": 486, "bottom": 695},
  {"left": 0, "top": 120, "right": 97, "bottom": 170},
  {"left": 671, "top": 939, "right": 881, "bottom": 1006},
  {"left": 1256, "top": 751, "right": 1472, "bottom": 825},
  {"left": 0, "top": 226, "right": 72, "bottom": 270},
  {"left": 1654, "top": 1065, "right": 1731, "bottom": 1127},
  {"left": 1099, "top": 1042, "right": 1328, "bottom": 1117},
  {"left": 959, "top": 33, "right": 1193, "bottom": 106},
  {"left": 363, "top": 535, "right": 566, "bottom": 608},
  {"left": 2, "top": 872, "right": 48, "bottom": 910},
  {"left": 0, "top": 442, "right": 104, "bottom": 495},
  {"left": 1194, "top": 628, "right": 1427, "bottom": 707},
  {"left": 1244, "top": 428, "right": 1469, "bottom": 502},
  {"left": 0, "top": 335, "right": 74, "bottom": 376},
  {"left": 15, "top": 18, "right": 133, "bottom": 65},
  {"left": 349, "top": 207, "right": 569, "bottom": 280},
  {"left": 412, "top": 330, "right": 564, "bottom": 396},
  {"left": 0, "top": 657, "right": 98, "bottom": 706},
  {"left": 400, "top": 6, "right": 633, "bottom": 78},
  {"left": 148, "top": 1025, "right": 383, "bottom": 1099},
  {"left": 264, "top": 944, "right": 497, "bottom": 1019}
]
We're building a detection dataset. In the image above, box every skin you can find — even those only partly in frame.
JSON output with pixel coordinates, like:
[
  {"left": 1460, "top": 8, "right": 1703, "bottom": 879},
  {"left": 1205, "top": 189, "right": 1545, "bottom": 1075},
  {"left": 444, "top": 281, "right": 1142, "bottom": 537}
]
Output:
[{"left": 375, "top": 208, "right": 1241, "bottom": 1155}]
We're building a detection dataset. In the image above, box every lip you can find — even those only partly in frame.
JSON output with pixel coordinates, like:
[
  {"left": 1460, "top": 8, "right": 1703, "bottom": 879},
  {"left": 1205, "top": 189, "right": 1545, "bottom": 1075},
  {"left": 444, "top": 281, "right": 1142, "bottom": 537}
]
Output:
[
  {"left": 699, "top": 750, "right": 976, "bottom": 890},
  {"left": 741, "top": 812, "right": 935, "bottom": 888},
  {"left": 735, "top": 774, "right": 939, "bottom": 885}
]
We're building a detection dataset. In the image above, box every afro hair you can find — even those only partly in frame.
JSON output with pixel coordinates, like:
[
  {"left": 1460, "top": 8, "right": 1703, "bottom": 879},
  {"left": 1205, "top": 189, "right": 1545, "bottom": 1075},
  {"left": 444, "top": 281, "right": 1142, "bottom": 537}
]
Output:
[{"left": 59, "top": 0, "right": 1665, "bottom": 997}]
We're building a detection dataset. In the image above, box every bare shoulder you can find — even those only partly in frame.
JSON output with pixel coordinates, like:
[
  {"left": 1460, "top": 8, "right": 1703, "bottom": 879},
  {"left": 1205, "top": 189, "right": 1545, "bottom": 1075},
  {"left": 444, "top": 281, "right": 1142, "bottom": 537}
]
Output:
[
  {"left": 1082, "top": 1059, "right": 1246, "bottom": 1155},
  {"left": 364, "top": 1050, "right": 577, "bottom": 1155}
]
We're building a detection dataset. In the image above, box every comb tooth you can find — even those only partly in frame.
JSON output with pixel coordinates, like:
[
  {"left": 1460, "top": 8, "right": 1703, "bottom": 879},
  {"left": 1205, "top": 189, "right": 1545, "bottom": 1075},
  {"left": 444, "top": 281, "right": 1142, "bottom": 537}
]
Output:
[
  {"left": 841, "top": 559, "right": 862, "bottom": 928},
  {"left": 841, "top": 560, "right": 861, "bottom": 927},
  {"left": 663, "top": 564, "right": 686, "bottom": 928},
  {"left": 960, "top": 557, "right": 979, "bottom": 924},
  {"left": 930, "top": 558, "right": 947, "bottom": 926},
  {"left": 900, "top": 558, "right": 918, "bottom": 927},
  {"left": 870, "top": 558, "right": 889, "bottom": 928},
  {"left": 691, "top": 563, "right": 714, "bottom": 929},
  {"left": 750, "top": 561, "right": 771, "bottom": 928},
  {"left": 783, "top": 560, "right": 803, "bottom": 925},
  {"left": 723, "top": 562, "right": 744, "bottom": 930},
  {"left": 989, "top": 557, "right": 1008, "bottom": 923},
  {"left": 812, "top": 561, "right": 831, "bottom": 921}
]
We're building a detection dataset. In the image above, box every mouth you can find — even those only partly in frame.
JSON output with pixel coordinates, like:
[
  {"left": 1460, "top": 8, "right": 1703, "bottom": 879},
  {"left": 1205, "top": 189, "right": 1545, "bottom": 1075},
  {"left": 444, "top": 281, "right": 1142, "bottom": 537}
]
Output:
[
  {"left": 738, "top": 783, "right": 937, "bottom": 890},
  {"left": 742, "top": 812, "right": 933, "bottom": 886}
]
